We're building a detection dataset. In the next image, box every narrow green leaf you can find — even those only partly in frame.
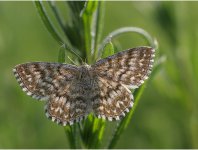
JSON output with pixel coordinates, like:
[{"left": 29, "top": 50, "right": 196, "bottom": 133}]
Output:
[
  {"left": 101, "top": 41, "right": 115, "bottom": 58},
  {"left": 91, "top": 119, "right": 106, "bottom": 148},
  {"left": 79, "top": 115, "right": 106, "bottom": 148},
  {"left": 81, "top": 115, "right": 95, "bottom": 148},
  {"left": 48, "top": 1, "right": 69, "bottom": 40},
  {"left": 84, "top": 117, "right": 105, "bottom": 148},
  {"left": 64, "top": 125, "right": 76, "bottom": 149},
  {"left": 81, "top": 1, "right": 98, "bottom": 64},
  {"left": 34, "top": 1, "right": 64, "bottom": 45},
  {"left": 58, "top": 45, "right": 66, "bottom": 63},
  {"left": 81, "top": 1, "right": 98, "bottom": 15},
  {"left": 93, "top": 1, "right": 105, "bottom": 61}
]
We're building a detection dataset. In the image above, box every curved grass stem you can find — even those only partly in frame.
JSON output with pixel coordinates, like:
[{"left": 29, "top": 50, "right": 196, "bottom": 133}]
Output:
[{"left": 99, "top": 27, "right": 158, "bottom": 57}]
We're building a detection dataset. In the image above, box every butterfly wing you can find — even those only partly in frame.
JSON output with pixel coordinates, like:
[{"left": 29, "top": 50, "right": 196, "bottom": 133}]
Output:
[
  {"left": 13, "top": 62, "right": 79, "bottom": 100},
  {"left": 91, "top": 47, "right": 155, "bottom": 120},
  {"left": 92, "top": 46, "right": 155, "bottom": 89},
  {"left": 45, "top": 94, "right": 90, "bottom": 126},
  {"left": 13, "top": 62, "right": 89, "bottom": 125},
  {"left": 91, "top": 76, "right": 133, "bottom": 120}
]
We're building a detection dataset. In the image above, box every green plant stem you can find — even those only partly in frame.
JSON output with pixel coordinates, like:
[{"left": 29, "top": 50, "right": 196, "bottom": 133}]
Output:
[
  {"left": 81, "top": 1, "right": 98, "bottom": 64},
  {"left": 64, "top": 126, "right": 77, "bottom": 149},
  {"left": 93, "top": 119, "right": 106, "bottom": 148},
  {"left": 99, "top": 27, "right": 157, "bottom": 58},
  {"left": 58, "top": 45, "right": 66, "bottom": 63},
  {"left": 48, "top": 1, "right": 67, "bottom": 37},
  {"left": 92, "top": 1, "right": 105, "bottom": 62},
  {"left": 101, "top": 41, "right": 115, "bottom": 58},
  {"left": 34, "top": 1, "right": 64, "bottom": 45}
]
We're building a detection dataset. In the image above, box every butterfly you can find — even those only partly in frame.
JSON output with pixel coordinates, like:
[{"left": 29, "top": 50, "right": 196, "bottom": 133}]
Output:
[{"left": 13, "top": 46, "right": 155, "bottom": 126}]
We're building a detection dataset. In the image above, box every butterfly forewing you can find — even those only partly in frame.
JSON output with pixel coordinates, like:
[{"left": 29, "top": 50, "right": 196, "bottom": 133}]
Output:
[
  {"left": 13, "top": 62, "right": 79, "bottom": 100},
  {"left": 92, "top": 47, "right": 155, "bottom": 89}
]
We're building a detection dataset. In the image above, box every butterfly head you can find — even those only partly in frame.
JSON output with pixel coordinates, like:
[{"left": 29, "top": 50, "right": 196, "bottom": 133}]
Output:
[{"left": 78, "top": 64, "right": 91, "bottom": 78}]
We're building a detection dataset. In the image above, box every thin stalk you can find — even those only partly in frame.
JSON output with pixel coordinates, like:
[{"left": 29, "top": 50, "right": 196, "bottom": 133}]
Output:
[
  {"left": 58, "top": 44, "right": 66, "bottom": 63},
  {"left": 92, "top": 1, "right": 105, "bottom": 62},
  {"left": 34, "top": 1, "right": 64, "bottom": 45},
  {"left": 83, "top": 15, "right": 92, "bottom": 64},
  {"left": 48, "top": 1, "right": 65, "bottom": 33},
  {"left": 48, "top": 1, "right": 70, "bottom": 41},
  {"left": 64, "top": 126, "right": 76, "bottom": 149},
  {"left": 81, "top": 1, "right": 98, "bottom": 64},
  {"left": 99, "top": 27, "right": 157, "bottom": 58},
  {"left": 92, "top": 119, "right": 106, "bottom": 148}
]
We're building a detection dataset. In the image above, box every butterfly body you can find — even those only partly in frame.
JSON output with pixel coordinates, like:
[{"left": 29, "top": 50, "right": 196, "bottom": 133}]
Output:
[
  {"left": 77, "top": 64, "right": 96, "bottom": 91},
  {"left": 13, "top": 46, "right": 155, "bottom": 125}
]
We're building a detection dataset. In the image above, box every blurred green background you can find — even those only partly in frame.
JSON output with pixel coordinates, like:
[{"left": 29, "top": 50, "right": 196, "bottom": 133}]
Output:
[{"left": 0, "top": 1, "right": 198, "bottom": 148}]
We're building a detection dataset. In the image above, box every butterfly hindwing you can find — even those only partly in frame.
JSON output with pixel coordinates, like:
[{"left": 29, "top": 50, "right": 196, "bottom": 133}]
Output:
[
  {"left": 91, "top": 77, "right": 133, "bottom": 121},
  {"left": 45, "top": 94, "right": 89, "bottom": 125}
]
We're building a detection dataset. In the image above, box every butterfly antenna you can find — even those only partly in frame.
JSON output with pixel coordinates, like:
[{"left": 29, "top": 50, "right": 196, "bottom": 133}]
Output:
[
  {"left": 67, "top": 56, "right": 79, "bottom": 66},
  {"left": 84, "top": 58, "right": 87, "bottom": 65},
  {"left": 62, "top": 44, "right": 83, "bottom": 64}
]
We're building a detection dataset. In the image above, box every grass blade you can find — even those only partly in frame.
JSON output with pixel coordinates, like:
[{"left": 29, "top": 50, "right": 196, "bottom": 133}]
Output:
[
  {"left": 58, "top": 45, "right": 66, "bottom": 63},
  {"left": 99, "top": 27, "right": 157, "bottom": 52},
  {"left": 48, "top": 1, "right": 66, "bottom": 34},
  {"left": 92, "top": 1, "right": 105, "bottom": 61},
  {"left": 81, "top": 1, "right": 98, "bottom": 64},
  {"left": 64, "top": 125, "right": 76, "bottom": 149},
  {"left": 101, "top": 41, "right": 115, "bottom": 58},
  {"left": 34, "top": 1, "right": 64, "bottom": 45}
]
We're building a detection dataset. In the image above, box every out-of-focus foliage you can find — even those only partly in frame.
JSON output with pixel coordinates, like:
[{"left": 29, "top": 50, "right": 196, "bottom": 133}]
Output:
[{"left": 0, "top": 1, "right": 198, "bottom": 148}]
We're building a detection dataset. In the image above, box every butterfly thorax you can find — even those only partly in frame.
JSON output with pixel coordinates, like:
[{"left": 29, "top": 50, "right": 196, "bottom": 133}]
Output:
[{"left": 77, "top": 64, "right": 95, "bottom": 91}]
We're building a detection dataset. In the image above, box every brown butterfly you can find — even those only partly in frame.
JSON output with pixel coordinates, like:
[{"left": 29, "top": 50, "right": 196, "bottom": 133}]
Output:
[{"left": 13, "top": 46, "right": 155, "bottom": 126}]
